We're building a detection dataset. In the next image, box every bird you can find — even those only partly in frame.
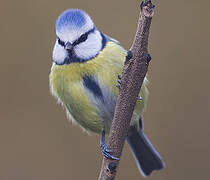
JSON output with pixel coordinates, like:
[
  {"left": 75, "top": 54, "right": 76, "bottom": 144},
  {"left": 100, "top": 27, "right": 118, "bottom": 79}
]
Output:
[{"left": 49, "top": 8, "right": 164, "bottom": 177}]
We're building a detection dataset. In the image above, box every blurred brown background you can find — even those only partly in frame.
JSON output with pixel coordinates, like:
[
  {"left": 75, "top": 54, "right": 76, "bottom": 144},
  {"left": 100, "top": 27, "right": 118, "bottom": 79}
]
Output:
[{"left": 0, "top": 0, "right": 210, "bottom": 179}]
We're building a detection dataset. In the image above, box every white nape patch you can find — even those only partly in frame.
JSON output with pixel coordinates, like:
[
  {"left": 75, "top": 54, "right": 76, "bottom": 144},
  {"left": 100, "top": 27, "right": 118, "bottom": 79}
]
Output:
[
  {"left": 52, "top": 40, "right": 68, "bottom": 64},
  {"left": 56, "top": 13, "right": 94, "bottom": 44},
  {"left": 74, "top": 30, "right": 102, "bottom": 59}
]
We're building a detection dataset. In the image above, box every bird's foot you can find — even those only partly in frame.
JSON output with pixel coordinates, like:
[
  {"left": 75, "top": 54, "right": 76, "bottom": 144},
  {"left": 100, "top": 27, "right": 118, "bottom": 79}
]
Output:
[
  {"left": 125, "top": 50, "right": 151, "bottom": 65},
  {"left": 124, "top": 50, "right": 133, "bottom": 64},
  {"left": 116, "top": 75, "right": 122, "bottom": 89},
  {"left": 146, "top": 53, "right": 152, "bottom": 64},
  {"left": 100, "top": 130, "right": 120, "bottom": 160}
]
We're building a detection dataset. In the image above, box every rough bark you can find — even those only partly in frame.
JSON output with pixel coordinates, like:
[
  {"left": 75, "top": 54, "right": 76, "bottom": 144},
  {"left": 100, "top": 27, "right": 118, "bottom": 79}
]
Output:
[{"left": 98, "top": 1, "right": 155, "bottom": 179}]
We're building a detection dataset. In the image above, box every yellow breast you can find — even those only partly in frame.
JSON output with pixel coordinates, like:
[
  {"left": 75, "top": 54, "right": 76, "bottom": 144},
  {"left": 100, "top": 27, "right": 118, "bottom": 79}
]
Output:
[
  {"left": 49, "top": 41, "right": 148, "bottom": 133},
  {"left": 49, "top": 42, "right": 126, "bottom": 132}
]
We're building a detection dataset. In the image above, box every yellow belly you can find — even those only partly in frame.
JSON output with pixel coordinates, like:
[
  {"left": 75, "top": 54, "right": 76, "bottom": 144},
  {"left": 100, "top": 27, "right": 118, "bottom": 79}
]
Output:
[{"left": 49, "top": 41, "right": 148, "bottom": 133}]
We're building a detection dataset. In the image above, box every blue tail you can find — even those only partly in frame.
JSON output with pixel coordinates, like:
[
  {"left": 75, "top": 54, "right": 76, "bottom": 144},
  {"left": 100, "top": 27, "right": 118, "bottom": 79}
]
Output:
[{"left": 127, "top": 120, "right": 165, "bottom": 177}]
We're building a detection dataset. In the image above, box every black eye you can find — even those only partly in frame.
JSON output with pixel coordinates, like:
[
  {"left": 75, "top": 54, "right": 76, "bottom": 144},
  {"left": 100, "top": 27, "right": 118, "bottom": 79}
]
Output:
[
  {"left": 80, "top": 34, "right": 88, "bottom": 42},
  {"left": 73, "top": 34, "right": 88, "bottom": 46},
  {"left": 57, "top": 38, "right": 65, "bottom": 47}
]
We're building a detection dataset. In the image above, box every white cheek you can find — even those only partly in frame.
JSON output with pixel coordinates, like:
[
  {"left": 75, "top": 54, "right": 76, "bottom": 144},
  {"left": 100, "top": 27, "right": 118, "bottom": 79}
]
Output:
[
  {"left": 52, "top": 41, "right": 68, "bottom": 64},
  {"left": 74, "top": 30, "right": 102, "bottom": 59}
]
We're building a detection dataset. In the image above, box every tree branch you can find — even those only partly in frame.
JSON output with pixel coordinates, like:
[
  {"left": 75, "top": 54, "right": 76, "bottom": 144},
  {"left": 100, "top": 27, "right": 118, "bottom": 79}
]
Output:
[{"left": 98, "top": 1, "right": 155, "bottom": 179}]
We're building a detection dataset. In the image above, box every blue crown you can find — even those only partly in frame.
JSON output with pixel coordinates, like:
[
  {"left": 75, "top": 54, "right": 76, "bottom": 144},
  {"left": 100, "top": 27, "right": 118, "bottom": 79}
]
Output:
[{"left": 56, "top": 9, "right": 87, "bottom": 31}]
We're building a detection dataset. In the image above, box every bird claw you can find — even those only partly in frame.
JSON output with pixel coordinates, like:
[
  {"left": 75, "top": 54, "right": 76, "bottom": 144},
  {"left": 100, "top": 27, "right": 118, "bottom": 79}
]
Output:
[
  {"left": 125, "top": 50, "right": 133, "bottom": 64},
  {"left": 102, "top": 150, "right": 120, "bottom": 160},
  {"left": 116, "top": 75, "right": 122, "bottom": 89},
  {"left": 100, "top": 130, "right": 120, "bottom": 160},
  {"left": 116, "top": 84, "right": 121, "bottom": 89},
  {"left": 146, "top": 53, "right": 152, "bottom": 64},
  {"left": 117, "top": 79, "right": 121, "bottom": 84},
  {"left": 100, "top": 143, "right": 112, "bottom": 153}
]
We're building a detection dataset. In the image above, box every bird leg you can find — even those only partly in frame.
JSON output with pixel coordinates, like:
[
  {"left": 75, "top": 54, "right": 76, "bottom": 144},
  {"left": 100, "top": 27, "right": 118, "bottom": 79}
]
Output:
[{"left": 100, "top": 130, "right": 120, "bottom": 160}]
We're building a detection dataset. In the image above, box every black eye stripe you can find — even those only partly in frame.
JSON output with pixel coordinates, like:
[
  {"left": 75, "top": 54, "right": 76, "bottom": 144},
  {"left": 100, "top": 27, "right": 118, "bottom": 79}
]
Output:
[
  {"left": 57, "top": 38, "right": 65, "bottom": 47},
  {"left": 73, "top": 27, "right": 96, "bottom": 46},
  {"left": 77, "top": 34, "right": 88, "bottom": 44},
  {"left": 57, "top": 27, "right": 96, "bottom": 48}
]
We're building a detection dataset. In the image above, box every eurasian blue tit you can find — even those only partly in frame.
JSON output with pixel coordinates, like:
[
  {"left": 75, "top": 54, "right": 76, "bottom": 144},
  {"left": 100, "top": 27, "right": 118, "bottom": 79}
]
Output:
[{"left": 49, "top": 9, "right": 164, "bottom": 176}]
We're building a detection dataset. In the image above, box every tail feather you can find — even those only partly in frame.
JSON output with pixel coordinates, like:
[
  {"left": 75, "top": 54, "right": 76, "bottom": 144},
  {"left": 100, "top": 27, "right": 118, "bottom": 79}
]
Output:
[{"left": 127, "top": 125, "right": 165, "bottom": 177}]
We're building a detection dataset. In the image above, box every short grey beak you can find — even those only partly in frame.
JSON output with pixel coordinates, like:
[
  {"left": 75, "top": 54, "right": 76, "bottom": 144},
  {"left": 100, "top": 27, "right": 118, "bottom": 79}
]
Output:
[{"left": 65, "top": 42, "right": 73, "bottom": 50}]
